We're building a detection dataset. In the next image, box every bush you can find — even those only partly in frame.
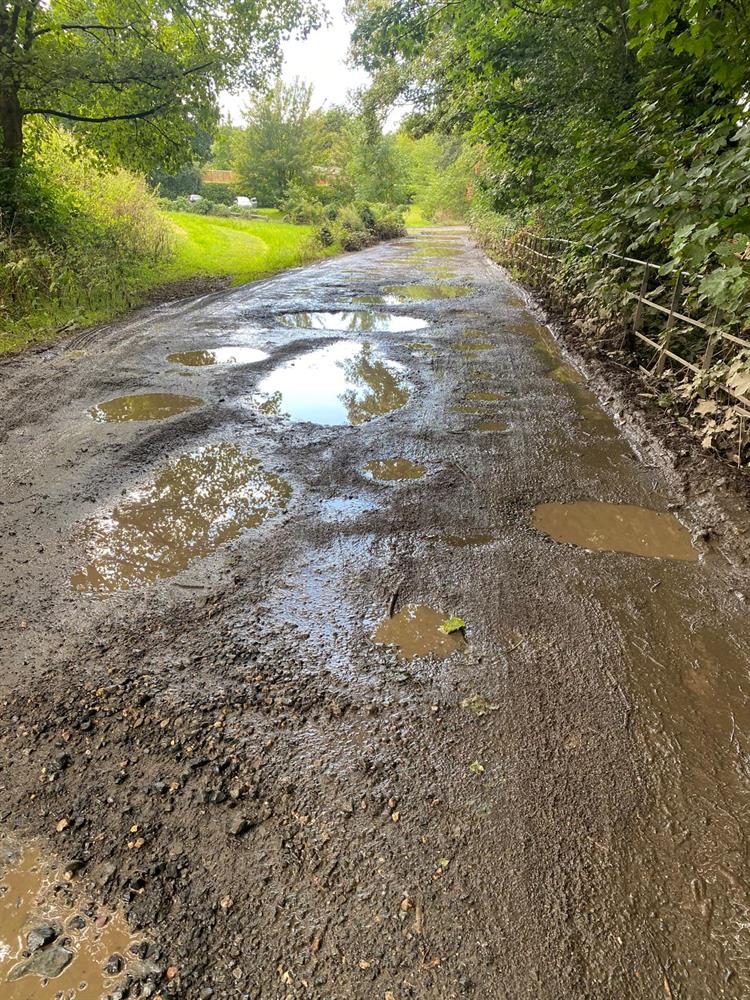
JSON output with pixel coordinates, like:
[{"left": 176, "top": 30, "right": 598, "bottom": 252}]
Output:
[
  {"left": 314, "top": 201, "right": 406, "bottom": 250},
  {"left": 1, "top": 124, "right": 172, "bottom": 341},
  {"left": 279, "top": 182, "right": 324, "bottom": 225}
]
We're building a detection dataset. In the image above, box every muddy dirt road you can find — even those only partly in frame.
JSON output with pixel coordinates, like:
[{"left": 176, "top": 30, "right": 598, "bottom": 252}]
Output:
[{"left": 1, "top": 232, "right": 750, "bottom": 999}]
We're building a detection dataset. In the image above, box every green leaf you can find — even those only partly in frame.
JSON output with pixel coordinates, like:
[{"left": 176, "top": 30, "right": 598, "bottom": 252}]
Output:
[{"left": 440, "top": 616, "right": 465, "bottom": 635}]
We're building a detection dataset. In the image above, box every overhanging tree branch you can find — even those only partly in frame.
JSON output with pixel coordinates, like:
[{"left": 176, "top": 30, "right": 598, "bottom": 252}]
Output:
[{"left": 21, "top": 104, "right": 171, "bottom": 122}]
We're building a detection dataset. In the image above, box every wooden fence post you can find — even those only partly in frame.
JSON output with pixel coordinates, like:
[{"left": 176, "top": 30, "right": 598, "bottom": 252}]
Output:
[
  {"left": 654, "top": 272, "right": 683, "bottom": 375},
  {"left": 701, "top": 308, "right": 721, "bottom": 372}
]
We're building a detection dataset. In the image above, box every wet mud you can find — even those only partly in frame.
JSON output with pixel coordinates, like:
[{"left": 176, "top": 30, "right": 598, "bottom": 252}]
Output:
[{"left": 1, "top": 228, "right": 750, "bottom": 1000}]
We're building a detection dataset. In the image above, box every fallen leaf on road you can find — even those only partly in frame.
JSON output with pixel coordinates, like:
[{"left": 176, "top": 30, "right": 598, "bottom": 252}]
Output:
[
  {"left": 440, "top": 616, "right": 465, "bottom": 635},
  {"left": 468, "top": 760, "right": 485, "bottom": 775}
]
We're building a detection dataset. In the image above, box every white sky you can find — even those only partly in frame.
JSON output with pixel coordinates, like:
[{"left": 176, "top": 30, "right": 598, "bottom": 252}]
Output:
[{"left": 220, "top": 0, "right": 371, "bottom": 124}]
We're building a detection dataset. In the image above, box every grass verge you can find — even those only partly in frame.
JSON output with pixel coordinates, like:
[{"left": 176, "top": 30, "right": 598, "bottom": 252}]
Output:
[{"left": 1, "top": 212, "right": 336, "bottom": 357}]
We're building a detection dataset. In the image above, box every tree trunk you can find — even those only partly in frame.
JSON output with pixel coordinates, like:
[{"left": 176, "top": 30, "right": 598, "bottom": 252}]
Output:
[{"left": 0, "top": 85, "right": 23, "bottom": 216}]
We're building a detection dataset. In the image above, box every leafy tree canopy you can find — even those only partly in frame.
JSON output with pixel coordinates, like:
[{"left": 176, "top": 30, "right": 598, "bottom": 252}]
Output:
[{"left": 0, "top": 0, "right": 322, "bottom": 207}]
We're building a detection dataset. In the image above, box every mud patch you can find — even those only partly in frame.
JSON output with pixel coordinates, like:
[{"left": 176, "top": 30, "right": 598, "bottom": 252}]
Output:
[
  {"left": 533, "top": 501, "right": 698, "bottom": 561},
  {"left": 168, "top": 347, "right": 269, "bottom": 367},
  {"left": 451, "top": 341, "right": 493, "bottom": 352},
  {"left": 319, "top": 497, "right": 377, "bottom": 522},
  {"left": 254, "top": 341, "right": 409, "bottom": 426},
  {"left": 88, "top": 393, "right": 203, "bottom": 423},
  {"left": 373, "top": 604, "right": 466, "bottom": 661},
  {"left": 71, "top": 443, "right": 290, "bottom": 592},
  {"left": 440, "top": 533, "right": 495, "bottom": 547},
  {"left": 278, "top": 310, "right": 428, "bottom": 333},
  {"left": 363, "top": 459, "right": 427, "bottom": 481},
  {"left": 466, "top": 390, "right": 506, "bottom": 402},
  {"left": 474, "top": 420, "right": 508, "bottom": 432},
  {"left": 0, "top": 841, "right": 139, "bottom": 999}
]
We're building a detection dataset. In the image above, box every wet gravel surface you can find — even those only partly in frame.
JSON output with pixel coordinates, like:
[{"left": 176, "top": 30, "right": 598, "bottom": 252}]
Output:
[{"left": 1, "top": 231, "right": 750, "bottom": 999}]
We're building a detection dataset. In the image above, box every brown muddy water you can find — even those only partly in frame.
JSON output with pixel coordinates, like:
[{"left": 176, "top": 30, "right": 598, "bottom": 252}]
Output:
[
  {"left": 0, "top": 841, "right": 138, "bottom": 999},
  {"left": 362, "top": 458, "right": 427, "bottom": 481},
  {"left": 88, "top": 393, "right": 203, "bottom": 423},
  {"left": 167, "top": 347, "right": 269, "bottom": 367},
  {"left": 71, "top": 443, "right": 290, "bottom": 592},
  {"left": 254, "top": 341, "right": 409, "bottom": 426},
  {"left": 533, "top": 501, "right": 698, "bottom": 561},
  {"left": 277, "top": 310, "right": 428, "bottom": 333},
  {"left": 372, "top": 604, "right": 467, "bottom": 661}
]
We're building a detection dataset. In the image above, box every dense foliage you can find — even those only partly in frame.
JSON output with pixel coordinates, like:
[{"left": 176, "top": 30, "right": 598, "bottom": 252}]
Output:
[
  {"left": 1, "top": 125, "right": 171, "bottom": 347},
  {"left": 348, "top": 0, "right": 750, "bottom": 325},
  {"left": 0, "top": 0, "right": 322, "bottom": 210}
]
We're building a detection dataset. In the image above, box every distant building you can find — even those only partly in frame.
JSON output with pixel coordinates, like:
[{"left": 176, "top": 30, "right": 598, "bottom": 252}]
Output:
[{"left": 201, "top": 169, "right": 240, "bottom": 185}]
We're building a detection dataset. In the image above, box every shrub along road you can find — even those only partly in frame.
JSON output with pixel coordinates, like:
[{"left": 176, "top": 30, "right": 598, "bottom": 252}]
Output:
[{"left": 1, "top": 233, "right": 749, "bottom": 998}]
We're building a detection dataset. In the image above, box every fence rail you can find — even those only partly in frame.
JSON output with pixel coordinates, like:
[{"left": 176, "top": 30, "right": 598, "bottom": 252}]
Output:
[{"left": 494, "top": 229, "right": 750, "bottom": 419}]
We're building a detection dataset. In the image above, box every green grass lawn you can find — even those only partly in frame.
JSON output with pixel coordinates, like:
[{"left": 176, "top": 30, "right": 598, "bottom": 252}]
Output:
[
  {"left": 1, "top": 212, "right": 335, "bottom": 356},
  {"left": 162, "top": 211, "right": 330, "bottom": 284}
]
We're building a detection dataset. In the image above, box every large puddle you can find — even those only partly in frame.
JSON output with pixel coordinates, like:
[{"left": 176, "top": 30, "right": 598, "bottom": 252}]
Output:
[
  {"left": 278, "top": 311, "right": 427, "bottom": 333},
  {"left": 254, "top": 341, "right": 409, "bottom": 425},
  {"left": 168, "top": 347, "right": 269, "bottom": 367},
  {"left": 373, "top": 604, "right": 467, "bottom": 661},
  {"left": 71, "top": 443, "right": 290, "bottom": 592},
  {"left": 88, "top": 393, "right": 203, "bottom": 423},
  {"left": 0, "top": 841, "right": 140, "bottom": 999},
  {"left": 377, "top": 284, "right": 472, "bottom": 304},
  {"left": 363, "top": 458, "right": 427, "bottom": 481},
  {"left": 533, "top": 501, "right": 698, "bottom": 561}
]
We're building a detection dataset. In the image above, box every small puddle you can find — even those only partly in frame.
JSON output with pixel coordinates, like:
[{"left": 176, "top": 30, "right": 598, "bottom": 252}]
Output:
[
  {"left": 460, "top": 332, "right": 489, "bottom": 340},
  {"left": 474, "top": 420, "right": 508, "bottom": 432},
  {"left": 168, "top": 347, "right": 269, "bottom": 367},
  {"left": 533, "top": 501, "right": 698, "bottom": 561},
  {"left": 88, "top": 393, "right": 203, "bottom": 423},
  {"left": 254, "top": 341, "right": 409, "bottom": 425},
  {"left": 466, "top": 391, "right": 506, "bottom": 402},
  {"left": 363, "top": 458, "right": 427, "bottom": 481},
  {"left": 278, "top": 311, "right": 427, "bottom": 332},
  {"left": 411, "top": 342, "right": 436, "bottom": 352},
  {"left": 0, "top": 841, "right": 140, "bottom": 999},
  {"left": 379, "top": 284, "right": 472, "bottom": 304},
  {"left": 450, "top": 405, "right": 485, "bottom": 414},
  {"left": 71, "top": 443, "right": 290, "bottom": 592},
  {"left": 373, "top": 604, "right": 466, "bottom": 661}
]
